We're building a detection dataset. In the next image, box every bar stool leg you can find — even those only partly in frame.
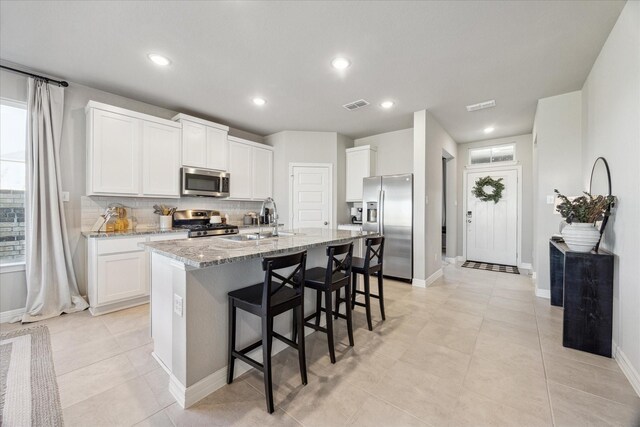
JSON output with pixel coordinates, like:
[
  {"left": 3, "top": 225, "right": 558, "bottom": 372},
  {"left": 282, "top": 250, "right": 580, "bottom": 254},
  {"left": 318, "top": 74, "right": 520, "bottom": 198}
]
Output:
[
  {"left": 292, "top": 308, "right": 298, "bottom": 344},
  {"left": 345, "top": 281, "right": 355, "bottom": 346},
  {"left": 262, "top": 316, "right": 275, "bottom": 413},
  {"left": 315, "top": 289, "right": 322, "bottom": 327},
  {"left": 351, "top": 272, "right": 357, "bottom": 309},
  {"left": 227, "top": 303, "right": 236, "bottom": 384},
  {"left": 364, "top": 274, "right": 373, "bottom": 331},
  {"left": 377, "top": 272, "right": 386, "bottom": 321},
  {"left": 334, "top": 288, "right": 341, "bottom": 320},
  {"left": 296, "top": 306, "right": 308, "bottom": 385},
  {"left": 324, "top": 290, "right": 336, "bottom": 364}
]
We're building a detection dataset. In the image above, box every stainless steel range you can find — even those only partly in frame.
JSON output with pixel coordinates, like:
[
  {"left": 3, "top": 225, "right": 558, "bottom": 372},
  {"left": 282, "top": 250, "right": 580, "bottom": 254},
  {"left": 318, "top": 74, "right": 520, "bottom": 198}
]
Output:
[{"left": 172, "top": 210, "right": 239, "bottom": 238}]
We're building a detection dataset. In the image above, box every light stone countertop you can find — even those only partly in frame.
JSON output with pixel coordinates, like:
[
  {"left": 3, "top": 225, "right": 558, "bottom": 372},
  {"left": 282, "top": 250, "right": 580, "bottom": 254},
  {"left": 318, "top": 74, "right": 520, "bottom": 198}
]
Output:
[
  {"left": 82, "top": 229, "right": 188, "bottom": 238},
  {"left": 141, "top": 228, "right": 379, "bottom": 269}
]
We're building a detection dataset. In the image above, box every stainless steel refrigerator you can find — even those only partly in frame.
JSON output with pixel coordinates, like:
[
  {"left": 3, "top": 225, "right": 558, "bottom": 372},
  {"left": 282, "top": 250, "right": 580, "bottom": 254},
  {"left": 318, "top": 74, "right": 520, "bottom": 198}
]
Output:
[{"left": 362, "top": 174, "right": 413, "bottom": 281}]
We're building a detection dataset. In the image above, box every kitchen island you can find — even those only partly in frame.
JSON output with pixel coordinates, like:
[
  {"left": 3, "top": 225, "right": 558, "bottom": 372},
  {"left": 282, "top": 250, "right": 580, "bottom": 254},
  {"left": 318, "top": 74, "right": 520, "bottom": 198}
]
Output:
[{"left": 141, "top": 228, "right": 378, "bottom": 408}]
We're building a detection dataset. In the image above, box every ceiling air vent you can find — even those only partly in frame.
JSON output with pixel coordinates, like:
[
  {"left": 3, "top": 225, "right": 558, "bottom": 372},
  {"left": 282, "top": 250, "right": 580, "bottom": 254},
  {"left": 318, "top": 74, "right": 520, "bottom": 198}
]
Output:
[
  {"left": 343, "top": 99, "right": 370, "bottom": 111},
  {"left": 466, "top": 99, "right": 496, "bottom": 112}
]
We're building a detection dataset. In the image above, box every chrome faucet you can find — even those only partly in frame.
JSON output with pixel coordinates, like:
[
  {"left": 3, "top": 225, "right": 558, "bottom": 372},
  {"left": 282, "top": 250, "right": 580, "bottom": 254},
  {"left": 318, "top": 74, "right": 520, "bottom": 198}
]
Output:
[{"left": 259, "top": 197, "right": 279, "bottom": 237}]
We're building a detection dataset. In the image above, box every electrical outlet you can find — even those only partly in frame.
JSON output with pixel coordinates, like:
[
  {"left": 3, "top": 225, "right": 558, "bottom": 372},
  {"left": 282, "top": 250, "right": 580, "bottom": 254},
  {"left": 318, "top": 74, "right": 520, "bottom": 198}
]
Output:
[
  {"left": 173, "top": 294, "right": 183, "bottom": 317},
  {"left": 435, "top": 253, "right": 438, "bottom": 261},
  {"left": 546, "top": 195, "right": 555, "bottom": 205},
  {"left": 61, "top": 191, "right": 70, "bottom": 202}
]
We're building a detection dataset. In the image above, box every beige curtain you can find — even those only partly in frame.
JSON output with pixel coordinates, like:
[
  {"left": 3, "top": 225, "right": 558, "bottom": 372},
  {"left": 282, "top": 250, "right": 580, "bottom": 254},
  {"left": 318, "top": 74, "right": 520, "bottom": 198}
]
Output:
[{"left": 22, "top": 78, "right": 87, "bottom": 322}]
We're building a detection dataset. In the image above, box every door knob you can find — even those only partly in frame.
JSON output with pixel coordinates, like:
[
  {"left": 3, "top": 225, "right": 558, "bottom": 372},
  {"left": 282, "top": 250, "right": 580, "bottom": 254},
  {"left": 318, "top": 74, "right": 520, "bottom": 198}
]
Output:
[{"left": 324, "top": 221, "right": 328, "bottom": 225}]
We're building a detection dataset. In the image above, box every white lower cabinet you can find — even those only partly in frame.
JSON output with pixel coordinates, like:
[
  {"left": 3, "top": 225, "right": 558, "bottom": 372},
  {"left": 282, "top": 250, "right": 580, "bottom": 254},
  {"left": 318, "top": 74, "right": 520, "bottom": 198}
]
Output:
[
  {"left": 96, "top": 251, "right": 147, "bottom": 305},
  {"left": 87, "top": 232, "right": 187, "bottom": 315}
]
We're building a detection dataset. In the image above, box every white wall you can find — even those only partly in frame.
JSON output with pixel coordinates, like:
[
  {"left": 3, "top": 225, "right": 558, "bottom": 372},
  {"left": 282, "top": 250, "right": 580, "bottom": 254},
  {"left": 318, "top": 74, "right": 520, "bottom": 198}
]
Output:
[
  {"left": 413, "top": 110, "right": 457, "bottom": 285},
  {"left": 456, "top": 134, "right": 534, "bottom": 265},
  {"left": 581, "top": 0, "right": 640, "bottom": 391},
  {"left": 354, "top": 128, "right": 413, "bottom": 175},
  {"left": 264, "top": 131, "right": 352, "bottom": 229},
  {"left": 532, "top": 91, "right": 583, "bottom": 294}
]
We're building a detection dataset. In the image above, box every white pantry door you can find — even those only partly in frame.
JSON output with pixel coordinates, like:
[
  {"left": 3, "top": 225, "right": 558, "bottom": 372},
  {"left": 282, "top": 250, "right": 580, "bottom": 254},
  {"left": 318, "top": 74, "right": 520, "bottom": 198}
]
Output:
[
  {"left": 290, "top": 165, "right": 331, "bottom": 229},
  {"left": 466, "top": 169, "right": 518, "bottom": 266}
]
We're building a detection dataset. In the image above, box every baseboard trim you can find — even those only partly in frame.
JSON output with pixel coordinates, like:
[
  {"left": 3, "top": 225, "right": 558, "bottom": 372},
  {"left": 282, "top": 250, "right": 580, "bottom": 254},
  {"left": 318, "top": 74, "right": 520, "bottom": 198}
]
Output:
[
  {"left": 170, "top": 325, "right": 320, "bottom": 408},
  {"left": 425, "top": 269, "right": 443, "bottom": 287},
  {"left": 412, "top": 278, "right": 426, "bottom": 288},
  {"left": 456, "top": 256, "right": 465, "bottom": 262},
  {"left": 535, "top": 286, "right": 550, "bottom": 299},
  {"left": 88, "top": 296, "right": 149, "bottom": 316},
  {"left": 614, "top": 343, "right": 640, "bottom": 398},
  {"left": 0, "top": 307, "right": 25, "bottom": 323},
  {"left": 519, "top": 262, "right": 532, "bottom": 271},
  {"left": 444, "top": 257, "right": 457, "bottom": 264}
]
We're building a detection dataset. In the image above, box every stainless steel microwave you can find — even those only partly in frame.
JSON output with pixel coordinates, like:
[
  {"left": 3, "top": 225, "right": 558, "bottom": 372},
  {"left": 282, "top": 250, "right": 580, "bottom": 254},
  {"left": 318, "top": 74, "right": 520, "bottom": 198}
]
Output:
[{"left": 181, "top": 167, "right": 230, "bottom": 198}]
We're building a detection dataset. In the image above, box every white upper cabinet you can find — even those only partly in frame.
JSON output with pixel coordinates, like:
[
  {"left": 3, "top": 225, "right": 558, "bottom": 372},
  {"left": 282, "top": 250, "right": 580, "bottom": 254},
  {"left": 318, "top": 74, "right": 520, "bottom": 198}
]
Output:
[
  {"left": 86, "top": 101, "right": 181, "bottom": 198},
  {"left": 89, "top": 109, "right": 140, "bottom": 195},
  {"left": 173, "top": 114, "right": 229, "bottom": 171},
  {"left": 142, "top": 121, "right": 181, "bottom": 197},
  {"left": 346, "top": 145, "right": 377, "bottom": 202},
  {"left": 206, "top": 127, "right": 228, "bottom": 171},
  {"left": 181, "top": 121, "right": 207, "bottom": 168},
  {"left": 252, "top": 145, "right": 273, "bottom": 200},
  {"left": 227, "top": 136, "right": 273, "bottom": 201}
]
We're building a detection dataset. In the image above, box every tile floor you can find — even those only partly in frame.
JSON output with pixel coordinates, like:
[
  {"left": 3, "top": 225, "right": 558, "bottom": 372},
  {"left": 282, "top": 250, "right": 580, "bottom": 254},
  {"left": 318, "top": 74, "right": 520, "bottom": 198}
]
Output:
[{"left": 2, "top": 262, "right": 639, "bottom": 426}]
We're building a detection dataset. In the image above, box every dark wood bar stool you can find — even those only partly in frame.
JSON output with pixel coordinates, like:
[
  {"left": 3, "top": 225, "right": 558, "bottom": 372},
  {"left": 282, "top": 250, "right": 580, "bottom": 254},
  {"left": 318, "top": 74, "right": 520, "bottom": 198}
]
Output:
[
  {"left": 299, "top": 242, "right": 354, "bottom": 364},
  {"left": 227, "top": 251, "right": 307, "bottom": 414},
  {"left": 350, "top": 236, "right": 385, "bottom": 331}
]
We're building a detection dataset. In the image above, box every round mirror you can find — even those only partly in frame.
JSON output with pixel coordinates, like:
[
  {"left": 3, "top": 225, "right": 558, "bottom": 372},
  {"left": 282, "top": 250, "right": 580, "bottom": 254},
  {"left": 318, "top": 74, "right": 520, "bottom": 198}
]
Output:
[{"left": 590, "top": 157, "right": 611, "bottom": 196}]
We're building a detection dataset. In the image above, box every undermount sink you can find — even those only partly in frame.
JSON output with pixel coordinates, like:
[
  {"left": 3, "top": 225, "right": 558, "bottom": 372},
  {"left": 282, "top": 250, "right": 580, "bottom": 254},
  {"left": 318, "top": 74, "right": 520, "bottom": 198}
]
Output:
[{"left": 221, "top": 231, "right": 299, "bottom": 242}]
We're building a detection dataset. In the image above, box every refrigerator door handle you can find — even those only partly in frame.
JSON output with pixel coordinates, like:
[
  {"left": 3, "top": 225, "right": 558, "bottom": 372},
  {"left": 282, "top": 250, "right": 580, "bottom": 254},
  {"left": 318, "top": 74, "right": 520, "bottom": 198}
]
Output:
[{"left": 380, "top": 190, "right": 385, "bottom": 235}]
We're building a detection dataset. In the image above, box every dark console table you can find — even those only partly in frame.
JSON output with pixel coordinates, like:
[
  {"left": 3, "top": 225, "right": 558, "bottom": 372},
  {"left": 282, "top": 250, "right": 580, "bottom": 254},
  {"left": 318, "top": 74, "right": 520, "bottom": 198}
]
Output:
[{"left": 549, "top": 239, "right": 614, "bottom": 357}]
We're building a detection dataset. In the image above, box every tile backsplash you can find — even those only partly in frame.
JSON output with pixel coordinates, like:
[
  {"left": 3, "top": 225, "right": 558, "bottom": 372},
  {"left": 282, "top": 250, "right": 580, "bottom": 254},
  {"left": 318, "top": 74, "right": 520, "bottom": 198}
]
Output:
[{"left": 81, "top": 196, "right": 263, "bottom": 231}]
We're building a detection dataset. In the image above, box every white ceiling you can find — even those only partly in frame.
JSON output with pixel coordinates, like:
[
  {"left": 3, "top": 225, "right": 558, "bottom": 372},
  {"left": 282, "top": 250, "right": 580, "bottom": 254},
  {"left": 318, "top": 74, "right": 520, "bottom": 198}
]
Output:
[{"left": 0, "top": 1, "right": 624, "bottom": 142}]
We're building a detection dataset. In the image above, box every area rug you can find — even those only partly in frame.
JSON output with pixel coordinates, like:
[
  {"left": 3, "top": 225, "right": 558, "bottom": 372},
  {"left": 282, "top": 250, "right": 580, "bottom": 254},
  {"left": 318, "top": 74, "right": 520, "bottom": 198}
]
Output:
[
  {"left": 0, "top": 325, "right": 63, "bottom": 426},
  {"left": 462, "top": 261, "right": 520, "bottom": 275}
]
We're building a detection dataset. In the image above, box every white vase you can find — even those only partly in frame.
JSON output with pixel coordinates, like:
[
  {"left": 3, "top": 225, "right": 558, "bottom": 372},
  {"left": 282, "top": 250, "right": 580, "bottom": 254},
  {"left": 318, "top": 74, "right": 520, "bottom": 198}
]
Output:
[{"left": 561, "top": 222, "right": 600, "bottom": 252}]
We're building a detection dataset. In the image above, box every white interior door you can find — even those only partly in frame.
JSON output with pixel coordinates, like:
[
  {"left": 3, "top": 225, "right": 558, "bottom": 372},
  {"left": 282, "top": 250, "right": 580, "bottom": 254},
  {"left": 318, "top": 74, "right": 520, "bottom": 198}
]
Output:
[
  {"left": 466, "top": 169, "right": 518, "bottom": 265},
  {"left": 290, "top": 165, "right": 331, "bottom": 229}
]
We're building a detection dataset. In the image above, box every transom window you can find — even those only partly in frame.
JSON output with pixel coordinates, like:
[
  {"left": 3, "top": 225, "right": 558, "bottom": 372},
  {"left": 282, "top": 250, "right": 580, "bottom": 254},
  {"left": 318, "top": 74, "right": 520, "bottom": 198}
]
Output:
[
  {"left": 0, "top": 98, "right": 27, "bottom": 264},
  {"left": 468, "top": 143, "right": 515, "bottom": 165}
]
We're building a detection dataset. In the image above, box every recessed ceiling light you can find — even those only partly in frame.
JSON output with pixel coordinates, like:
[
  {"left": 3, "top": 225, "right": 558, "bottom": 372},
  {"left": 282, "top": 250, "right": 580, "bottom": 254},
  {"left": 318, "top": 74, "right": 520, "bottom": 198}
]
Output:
[
  {"left": 252, "top": 97, "right": 266, "bottom": 106},
  {"left": 331, "top": 57, "right": 350, "bottom": 70},
  {"left": 484, "top": 126, "right": 495, "bottom": 134},
  {"left": 380, "top": 101, "right": 394, "bottom": 109},
  {"left": 148, "top": 53, "right": 171, "bottom": 66}
]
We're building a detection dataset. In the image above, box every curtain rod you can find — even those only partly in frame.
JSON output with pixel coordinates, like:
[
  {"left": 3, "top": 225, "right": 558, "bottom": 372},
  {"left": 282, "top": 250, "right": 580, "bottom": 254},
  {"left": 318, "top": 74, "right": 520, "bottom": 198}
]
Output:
[{"left": 0, "top": 65, "right": 69, "bottom": 87}]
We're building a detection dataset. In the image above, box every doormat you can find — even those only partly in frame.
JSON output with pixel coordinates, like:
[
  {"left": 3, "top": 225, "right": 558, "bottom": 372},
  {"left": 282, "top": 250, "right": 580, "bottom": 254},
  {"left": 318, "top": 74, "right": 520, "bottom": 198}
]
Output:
[
  {"left": 0, "top": 325, "right": 63, "bottom": 426},
  {"left": 462, "top": 261, "right": 520, "bottom": 275}
]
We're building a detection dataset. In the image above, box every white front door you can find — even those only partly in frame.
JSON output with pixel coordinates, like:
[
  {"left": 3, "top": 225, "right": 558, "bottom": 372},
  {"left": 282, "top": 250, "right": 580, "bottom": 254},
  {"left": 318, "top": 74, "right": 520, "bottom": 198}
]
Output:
[
  {"left": 290, "top": 165, "right": 331, "bottom": 229},
  {"left": 466, "top": 169, "right": 518, "bottom": 266}
]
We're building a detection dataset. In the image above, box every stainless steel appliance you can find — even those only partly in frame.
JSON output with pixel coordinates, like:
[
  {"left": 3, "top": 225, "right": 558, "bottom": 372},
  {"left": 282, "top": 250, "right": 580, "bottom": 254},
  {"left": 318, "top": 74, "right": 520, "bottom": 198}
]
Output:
[
  {"left": 362, "top": 174, "right": 413, "bottom": 281},
  {"left": 181, "top": 167, "right": 230, "bottom": 198},
  {"left": 172, "top": 210, "right": 239, "bottom": 237},
  {"left": 350, "top": 207, "right": 362, "bottom": 224}
]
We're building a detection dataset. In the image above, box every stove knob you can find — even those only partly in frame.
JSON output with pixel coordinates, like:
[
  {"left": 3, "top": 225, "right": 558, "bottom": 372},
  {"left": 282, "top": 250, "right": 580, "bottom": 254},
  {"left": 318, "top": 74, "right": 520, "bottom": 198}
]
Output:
[{"left": 197, "top": 231, "right": 203, "bottom": 236}]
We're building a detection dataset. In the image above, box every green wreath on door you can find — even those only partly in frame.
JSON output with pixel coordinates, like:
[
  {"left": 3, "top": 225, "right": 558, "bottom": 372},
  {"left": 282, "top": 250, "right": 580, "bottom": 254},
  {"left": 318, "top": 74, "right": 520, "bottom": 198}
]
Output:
[{"left": 472, "top": 176, "right": 504, "bottom": 203}]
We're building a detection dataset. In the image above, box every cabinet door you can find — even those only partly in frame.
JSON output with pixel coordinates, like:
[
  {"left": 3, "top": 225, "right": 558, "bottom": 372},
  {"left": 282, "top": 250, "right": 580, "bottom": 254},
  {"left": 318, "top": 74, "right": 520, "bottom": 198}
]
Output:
[
  {"left": 252, "top": 147, "right": 273, "bottom": 200},
  {"left": 228, "top": 141, "right": 253, "bottom": 199},
  {"left": 91, "top": 109, "right": 140, "bottom": 195},
  {"left": 96, "top": 251, "right": 148, "bottom": 304},
  {"left": 346, "top": 149, "right": 371, "bottom": 201},
  {"left": 181, "top": 121, "right": 207, "bottom": 168},
  {"left": 206, "top": 127, "right": 228, "bottom": 171},
  {"left": 142, "top": 121, "right": 181, "bottom": 197}
]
